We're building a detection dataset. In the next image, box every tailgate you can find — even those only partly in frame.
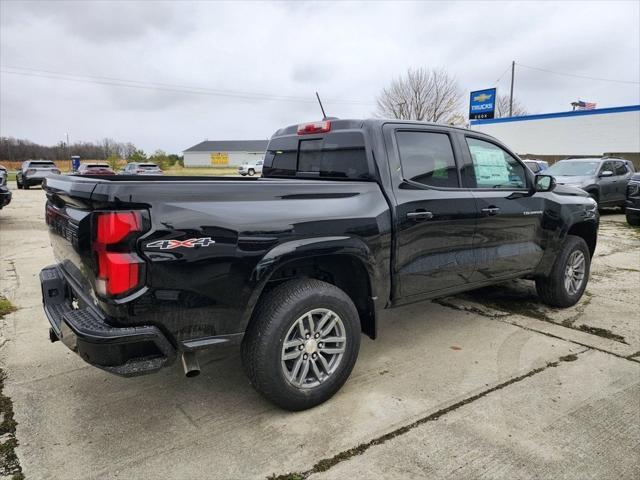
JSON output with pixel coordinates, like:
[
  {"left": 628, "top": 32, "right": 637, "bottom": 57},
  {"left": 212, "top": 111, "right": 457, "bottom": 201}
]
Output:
[{"left": 44, "top": 176, "right": 98, "bottom": 293}]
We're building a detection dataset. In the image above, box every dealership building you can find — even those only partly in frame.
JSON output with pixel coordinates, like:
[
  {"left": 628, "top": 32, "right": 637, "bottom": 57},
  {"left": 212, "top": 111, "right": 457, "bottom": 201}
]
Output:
[
  {"left": 183, "top": 140, "right": 268, "bottom": 167},
  {"left": 471, "top": 104, "right": 640, "bottom": 166}
]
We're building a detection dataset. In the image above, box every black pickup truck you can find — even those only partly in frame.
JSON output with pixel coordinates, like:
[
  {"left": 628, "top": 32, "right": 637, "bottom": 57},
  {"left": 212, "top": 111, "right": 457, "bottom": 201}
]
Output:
[{"left": 40, "top": 119, "right": 598, "bottom": 410}]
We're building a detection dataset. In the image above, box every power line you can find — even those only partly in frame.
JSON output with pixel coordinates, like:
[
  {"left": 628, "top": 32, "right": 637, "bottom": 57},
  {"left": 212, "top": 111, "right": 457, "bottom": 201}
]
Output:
[
  {"left": 0, "top": 65, "right": 376, "bottom": 106},
  {"left": 516, "top": 63, "right": 640, "bottom": 85},
  {"left": 494, "top": 65, "right": 511, "bottom": 86}
]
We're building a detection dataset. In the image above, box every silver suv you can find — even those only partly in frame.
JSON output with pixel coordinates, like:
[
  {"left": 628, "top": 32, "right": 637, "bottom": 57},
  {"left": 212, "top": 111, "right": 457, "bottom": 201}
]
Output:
[
  {"left": 545, "top": 157, "right": 635, "bottom": 207},
  {"left": 16, "top": 160, "right": 61, "bottom": 189}
]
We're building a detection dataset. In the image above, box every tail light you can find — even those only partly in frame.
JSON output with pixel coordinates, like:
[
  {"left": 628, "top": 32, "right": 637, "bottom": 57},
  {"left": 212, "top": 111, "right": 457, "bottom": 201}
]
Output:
[
  {"left": 26, "top": 169, "right": 36, "bottom": 175},
  {"left": 297, "top": 121, "right": 331, "bottom": 135},
  {"left": 52, "top": 169, "right": 61, "bottom": 175},
  {"left": 93, "top": 211, "right": 146, "bottom": 297}
]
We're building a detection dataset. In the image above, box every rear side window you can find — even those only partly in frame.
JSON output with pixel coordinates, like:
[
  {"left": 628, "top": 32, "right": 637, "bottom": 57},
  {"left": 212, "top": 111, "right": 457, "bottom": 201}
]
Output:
[
  {"left": 464, "top": 137, "right": 526, "bottom": 189},
  {"left": 263, "top": 131, "right": 371, "bottom": 179},
  {"left": 395, "top": 131, "right": 459, "bottom": 188}
]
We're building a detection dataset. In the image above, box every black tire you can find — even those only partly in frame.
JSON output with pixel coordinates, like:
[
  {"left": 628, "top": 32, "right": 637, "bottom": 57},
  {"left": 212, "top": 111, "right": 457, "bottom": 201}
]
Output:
[
  {"left": 248, "top": 168, "right": 255, "bottom": 176},
  {"left": 536, "top": 235, "right": 591, "bottom": 308},
  {"left": 241, "top": 279, "right": 361, "bottom": 411},
  {"left": 23, "top": 182, "right": 29, "bottom": 190},
  {"left": 627, "top": 214, "right": 640, "bottom": 226},
  {"left": 587, "top": 190, "right": 598, "bottom": 204},
  {"left": 16, "top": 178, "right": 22, "bottom": 189}
]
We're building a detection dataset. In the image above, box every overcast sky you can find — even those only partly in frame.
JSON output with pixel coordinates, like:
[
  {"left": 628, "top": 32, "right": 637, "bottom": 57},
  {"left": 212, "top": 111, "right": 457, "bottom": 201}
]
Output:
[{"left": 1, "top": 0, "right": 639, "bottom": 154}]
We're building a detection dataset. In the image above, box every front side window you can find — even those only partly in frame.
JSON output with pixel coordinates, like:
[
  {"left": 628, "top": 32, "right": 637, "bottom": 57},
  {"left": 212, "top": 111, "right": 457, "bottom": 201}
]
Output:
[
  {"left": 464, "top": 137, "right": 526, "bottom": 189},
  {"left": 600, "top": 161, "right": 615, "bottom": 175},
  {"left": 614, "top": 161, "right": 628, "bottom": 176},
  {"left": 395, "top": 131, "right": 459, "bottom": 188}
]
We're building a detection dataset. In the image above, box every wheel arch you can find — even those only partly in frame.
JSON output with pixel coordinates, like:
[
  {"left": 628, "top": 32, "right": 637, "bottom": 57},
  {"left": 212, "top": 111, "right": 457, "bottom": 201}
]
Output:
[
  {"left": 241, "top": 237, "right": 379, "bottom": 340},
  {"left": 567, "top": 220, "right": 597, "bottom": 258}
]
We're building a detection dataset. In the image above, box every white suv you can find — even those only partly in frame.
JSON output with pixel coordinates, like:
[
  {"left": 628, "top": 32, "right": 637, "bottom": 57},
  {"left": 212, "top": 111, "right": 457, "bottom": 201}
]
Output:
[{"left": 238, "top": 160, "right": 263, "bottom": 176}]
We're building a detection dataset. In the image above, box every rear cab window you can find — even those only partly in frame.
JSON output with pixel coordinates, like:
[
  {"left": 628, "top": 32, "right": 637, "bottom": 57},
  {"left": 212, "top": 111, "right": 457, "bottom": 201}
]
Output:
[{"left": 263, "top": 125, "right": 373, "bottom": 180}]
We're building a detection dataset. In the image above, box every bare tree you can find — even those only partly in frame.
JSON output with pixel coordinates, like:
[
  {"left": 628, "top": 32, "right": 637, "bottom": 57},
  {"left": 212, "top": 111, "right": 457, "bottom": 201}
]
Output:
[
  {"left": 376, "top": 68, "right": 463, "bottom": 124},
  {"left": 495, "top": 94, "right": 528, "bottom": 118}
]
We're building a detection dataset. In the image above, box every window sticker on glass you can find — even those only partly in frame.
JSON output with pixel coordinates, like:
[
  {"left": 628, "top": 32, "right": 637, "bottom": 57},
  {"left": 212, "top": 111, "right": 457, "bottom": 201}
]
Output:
[{"left": 471, "top": 148, "right": 510, "bottom": 186}]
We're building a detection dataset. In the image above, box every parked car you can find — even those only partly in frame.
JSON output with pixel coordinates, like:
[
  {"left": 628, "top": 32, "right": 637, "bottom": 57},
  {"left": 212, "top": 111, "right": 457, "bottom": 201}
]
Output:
[
  {"left": 545, "top": 157, "right": 635, "bottom": 207},
  {"left": 625, "top": 172, "right": 640, "bottom": 226},
  {"left": 16, "top": 160, "right": 61, "bottom": 189},
  {"left": 523, "top": 159, "right": 549, "bottom": 174},
  {"left": 238, "top": 159, "right": 263, "bottom": 176},
  {"left": 40, "top": 118, "right": 598, "bottom": 411},
  {"left": 76, "top": 163, "right": 116, "bottom": 176},
  {"left": 0, "top": 165, "right": 11, "bottom": 209},
  {"left": 120, "top": 162, "right": 163, "bottom": 175}
]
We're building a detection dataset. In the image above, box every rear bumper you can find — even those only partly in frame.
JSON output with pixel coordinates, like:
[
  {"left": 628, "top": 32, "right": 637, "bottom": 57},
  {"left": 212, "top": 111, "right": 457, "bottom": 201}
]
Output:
[
  {"left": 24, "top": 177, "right": 45, "bottom": 186},
  {"left": 40, "top": 265, "right": 176, "bottom": 376}
]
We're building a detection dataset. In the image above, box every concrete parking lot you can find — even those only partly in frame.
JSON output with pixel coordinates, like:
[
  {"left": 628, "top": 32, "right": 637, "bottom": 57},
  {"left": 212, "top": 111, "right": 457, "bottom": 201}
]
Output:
[{"left": 1, "top": 186, "right": 639, "bottom": 480}]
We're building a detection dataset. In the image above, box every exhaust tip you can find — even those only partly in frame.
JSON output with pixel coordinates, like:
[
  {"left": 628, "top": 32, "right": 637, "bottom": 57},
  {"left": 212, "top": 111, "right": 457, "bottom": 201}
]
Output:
[{"left": 181, "top": 351, "right": 200, "bottom": 378}]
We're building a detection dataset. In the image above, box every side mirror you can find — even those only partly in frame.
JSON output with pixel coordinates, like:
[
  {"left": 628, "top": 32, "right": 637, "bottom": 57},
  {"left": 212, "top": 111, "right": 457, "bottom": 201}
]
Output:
[
  {"left": 534, "top": 174, "right": 555, "bottom": 193},
  {"left": 599, "top": 170, "right": 613, "bottom": 177}
]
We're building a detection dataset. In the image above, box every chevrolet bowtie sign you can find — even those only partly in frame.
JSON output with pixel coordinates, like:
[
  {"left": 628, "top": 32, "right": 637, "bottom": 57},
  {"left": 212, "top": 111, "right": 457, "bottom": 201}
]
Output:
[{"left": 469, "top": 88, "right": 497, "bottom": 120}]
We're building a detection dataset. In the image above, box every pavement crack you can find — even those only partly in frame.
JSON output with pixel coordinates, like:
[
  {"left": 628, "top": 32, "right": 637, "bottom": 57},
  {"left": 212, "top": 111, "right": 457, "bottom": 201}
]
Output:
[
  {"left": 267, "top": 351, "right": 586, "bottom": 480},
  {"left": 490, "top": 316, "right": 639, "bottom": 364}
]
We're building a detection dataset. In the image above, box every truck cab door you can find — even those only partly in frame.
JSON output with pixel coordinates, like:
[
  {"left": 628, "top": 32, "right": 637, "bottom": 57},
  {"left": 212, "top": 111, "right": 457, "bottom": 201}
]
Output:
[
  {"left": 383, "top": 125, "right": 479, "bottom": 300},
  {"left": 458, "top": 134, "right": 545, "bottom": 281}
]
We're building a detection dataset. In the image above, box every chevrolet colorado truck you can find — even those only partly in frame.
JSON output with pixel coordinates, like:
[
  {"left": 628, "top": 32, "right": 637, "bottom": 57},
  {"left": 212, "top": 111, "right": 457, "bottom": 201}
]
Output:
[{"left": 40, "top": 119, "right": 598, "bottom": 410}]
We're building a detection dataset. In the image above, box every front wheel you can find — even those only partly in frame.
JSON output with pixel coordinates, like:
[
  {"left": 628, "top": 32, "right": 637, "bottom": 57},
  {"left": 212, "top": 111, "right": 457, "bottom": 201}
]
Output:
[
  {"left": 627, "top": 213, "right": 640, "bottom": 226},
  {"left": 241, "top": 279, "right": 361, "bottom": 411},
  {"left": 536, "top": 235, "right": 591, "bottom": 307},
  {"left": 248, "top": 168, "right": 255, "bottom": 176}
]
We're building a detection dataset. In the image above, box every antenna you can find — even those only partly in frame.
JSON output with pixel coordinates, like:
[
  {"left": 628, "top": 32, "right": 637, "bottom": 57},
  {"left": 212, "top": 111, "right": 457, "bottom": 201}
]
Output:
[{"left": 315, "top": 91, "right": 327, "bottom": 119}]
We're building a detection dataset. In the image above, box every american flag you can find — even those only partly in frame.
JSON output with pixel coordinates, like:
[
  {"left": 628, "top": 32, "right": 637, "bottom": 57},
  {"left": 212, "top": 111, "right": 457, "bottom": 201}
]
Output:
[{"left": 574, "top": 100, "right": 597, "bottom": 110}]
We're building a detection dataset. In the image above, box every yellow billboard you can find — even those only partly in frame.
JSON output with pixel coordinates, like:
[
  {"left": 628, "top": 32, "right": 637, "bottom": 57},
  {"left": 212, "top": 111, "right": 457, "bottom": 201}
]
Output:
[{"left": 210, "top": 152, "right": 229, "bottom": 165}]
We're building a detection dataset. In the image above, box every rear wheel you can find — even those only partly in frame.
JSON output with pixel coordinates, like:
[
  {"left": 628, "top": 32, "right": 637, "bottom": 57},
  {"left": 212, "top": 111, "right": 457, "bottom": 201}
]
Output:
[
  {"left": 23, "top": 182, "right": 29, "bottom": 190},
  {"left": 242, "top": 279, "right": 361, "bottom": 411},
  {"left": 248, "top": 168, "right": 255, "bottom": 176},
  {"left": 536, "top": 235, "right": 590, "bottom": 307}
]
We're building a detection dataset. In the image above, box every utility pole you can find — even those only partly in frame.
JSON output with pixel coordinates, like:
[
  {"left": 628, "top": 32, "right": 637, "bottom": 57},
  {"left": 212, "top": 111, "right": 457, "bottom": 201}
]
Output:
[{"left": 509, "top": 60, "right": 515, "bottom": 117}]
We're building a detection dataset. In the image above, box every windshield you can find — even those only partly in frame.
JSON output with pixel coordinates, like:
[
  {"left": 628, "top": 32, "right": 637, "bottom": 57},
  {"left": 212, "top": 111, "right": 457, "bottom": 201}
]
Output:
[{"left": 546, "top": 161, "right": 599, "bottom": 176}]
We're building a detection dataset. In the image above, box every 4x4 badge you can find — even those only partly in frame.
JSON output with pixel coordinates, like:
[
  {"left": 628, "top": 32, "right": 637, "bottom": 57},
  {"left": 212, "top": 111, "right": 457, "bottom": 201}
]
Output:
[{"left": 146, "top": 237, "right": 215, "bottom": 250}]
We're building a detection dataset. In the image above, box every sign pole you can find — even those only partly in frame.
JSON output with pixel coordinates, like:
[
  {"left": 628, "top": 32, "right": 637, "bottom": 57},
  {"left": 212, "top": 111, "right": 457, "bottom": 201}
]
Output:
[{"left": 509, "top": 60, "right": 515, "bottom": 117}]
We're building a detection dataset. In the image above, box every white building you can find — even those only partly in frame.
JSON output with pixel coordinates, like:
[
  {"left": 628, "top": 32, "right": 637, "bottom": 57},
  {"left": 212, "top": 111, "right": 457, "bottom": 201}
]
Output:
[
  {"left": 183, "top": 140, "right": 268, "bottom": 167},
  {"left": 470, "top": 105, "right": 640, "bottom": 157}
]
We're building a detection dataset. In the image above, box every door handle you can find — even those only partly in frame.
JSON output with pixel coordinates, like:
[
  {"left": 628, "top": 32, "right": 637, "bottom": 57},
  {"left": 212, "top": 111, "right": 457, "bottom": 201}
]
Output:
[
  {"left": 481, "top": 206, "right": 501, "bottom": 216},
  {"left": 407, "top": 211, "right": 434, "bottom": 221}
]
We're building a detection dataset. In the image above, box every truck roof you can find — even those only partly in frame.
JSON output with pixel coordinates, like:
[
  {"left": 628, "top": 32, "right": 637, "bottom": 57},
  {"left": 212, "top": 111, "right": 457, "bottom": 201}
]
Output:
[{"left": 272, "top": 118, "right": 494, "bottom": 141}]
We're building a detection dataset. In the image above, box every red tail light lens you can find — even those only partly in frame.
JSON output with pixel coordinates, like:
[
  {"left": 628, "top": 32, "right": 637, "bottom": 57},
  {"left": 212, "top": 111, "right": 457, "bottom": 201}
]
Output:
[
  {"left": 94, "top": 211, "right": 144, "bottom": 297},
  {"left": 26, "top": 169, "right": 36, "bottom": 175},
  {"left": 297, "top": 121, "right": 331, "bottom": 135},
  {"left": 97, "top": 212, "right": 141, "bottom": 244},
  {"left": 97, "top": 253, "right": 140, "bottom": 296}
]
